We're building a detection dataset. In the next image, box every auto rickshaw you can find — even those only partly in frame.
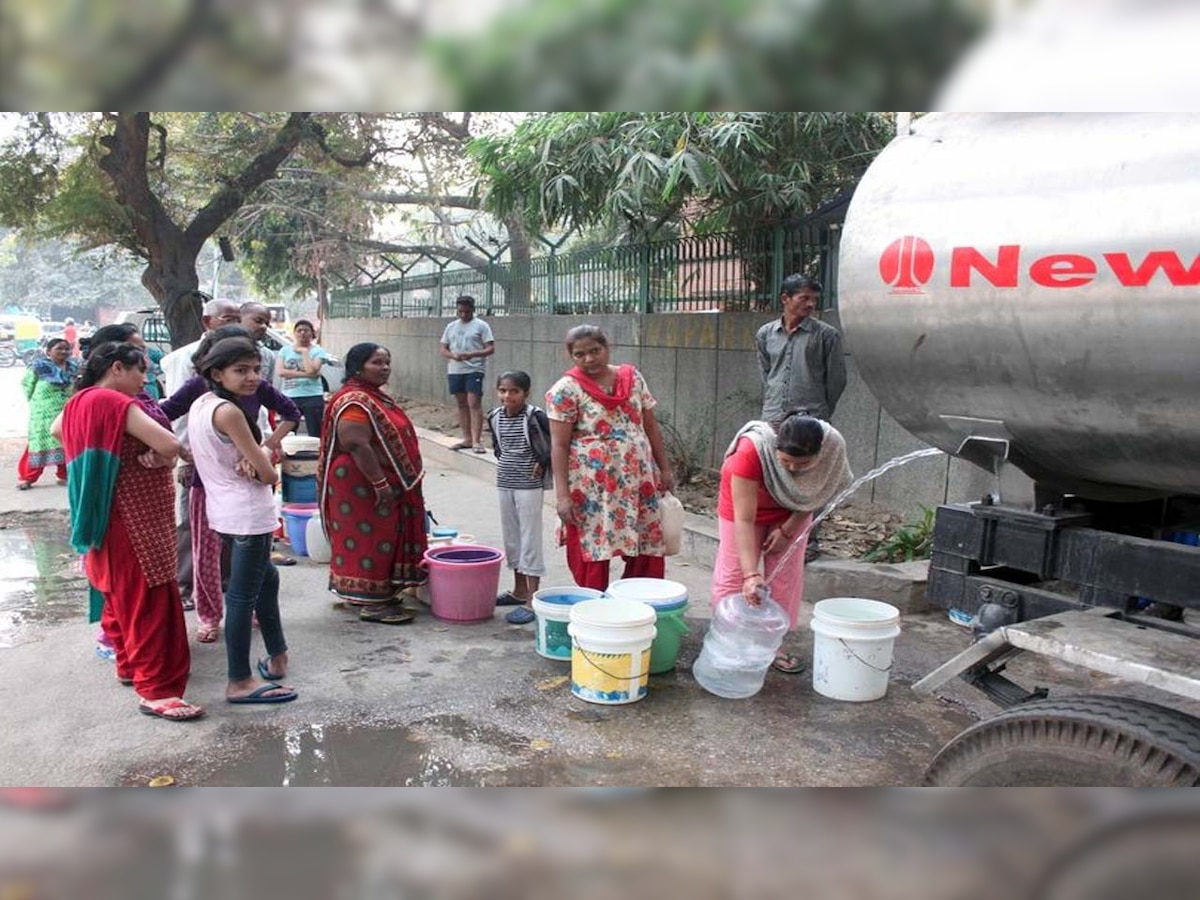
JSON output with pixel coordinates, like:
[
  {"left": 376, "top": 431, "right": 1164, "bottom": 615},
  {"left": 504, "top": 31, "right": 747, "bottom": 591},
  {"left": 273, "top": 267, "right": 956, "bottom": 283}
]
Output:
[{"left": 12, "top": 316, "right": 44, "bottom": 365}]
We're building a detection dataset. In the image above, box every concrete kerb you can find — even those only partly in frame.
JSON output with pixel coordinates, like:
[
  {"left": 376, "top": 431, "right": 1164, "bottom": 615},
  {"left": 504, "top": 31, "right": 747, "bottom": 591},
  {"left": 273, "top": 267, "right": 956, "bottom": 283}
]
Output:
[{"left": 413, "top": 427, "right": 930, "bottom": 615}]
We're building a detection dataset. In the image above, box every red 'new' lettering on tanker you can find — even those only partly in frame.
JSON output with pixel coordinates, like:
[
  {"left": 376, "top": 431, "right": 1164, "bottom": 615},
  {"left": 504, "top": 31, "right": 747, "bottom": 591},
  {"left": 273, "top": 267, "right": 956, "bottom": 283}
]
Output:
[{"left": 882, "top": 237, "right": 1200, "bottom": 292}]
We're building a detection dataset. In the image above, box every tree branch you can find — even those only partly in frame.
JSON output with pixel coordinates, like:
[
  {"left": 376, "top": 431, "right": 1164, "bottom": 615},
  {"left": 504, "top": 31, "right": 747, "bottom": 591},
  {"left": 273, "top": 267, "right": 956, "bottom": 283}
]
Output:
[
  {"left": 96, "top": 113, "right": 185, "bottom": 254},
  {"left": 355, "top": 189, "right": 481, "bottom": 209},
  {"left": 338, "top": 234, "right": 502, "bottom": 276},
  {"left": 308, "top": 117, "right": 380, "bottom": 168},
  {"left": 184, "top": 113, "right": 314, "bottom": 249}
]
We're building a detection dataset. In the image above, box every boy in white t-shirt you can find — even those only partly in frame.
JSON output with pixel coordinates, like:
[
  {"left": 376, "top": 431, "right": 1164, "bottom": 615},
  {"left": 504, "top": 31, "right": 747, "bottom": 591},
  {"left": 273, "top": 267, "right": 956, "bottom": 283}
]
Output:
[{"left": 438, "top": 295, "right": 495, "bottom": 453}]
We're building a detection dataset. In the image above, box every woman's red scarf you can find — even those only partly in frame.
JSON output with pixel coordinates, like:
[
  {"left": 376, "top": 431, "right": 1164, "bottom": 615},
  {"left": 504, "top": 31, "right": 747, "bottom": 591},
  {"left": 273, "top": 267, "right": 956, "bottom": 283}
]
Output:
[
  {"left": 566, "top": 364, "right": 636, "bottom": 412},
  {"left": 319, "top": 377, "right": 423, "bottom": 492}
]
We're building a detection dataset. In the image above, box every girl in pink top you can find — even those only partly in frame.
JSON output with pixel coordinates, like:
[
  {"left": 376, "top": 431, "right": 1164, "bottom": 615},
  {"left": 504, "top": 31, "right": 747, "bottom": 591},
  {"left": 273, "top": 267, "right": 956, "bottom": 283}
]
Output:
[{"left": 190, "top": 337, "right": 297, "bottom": 706}]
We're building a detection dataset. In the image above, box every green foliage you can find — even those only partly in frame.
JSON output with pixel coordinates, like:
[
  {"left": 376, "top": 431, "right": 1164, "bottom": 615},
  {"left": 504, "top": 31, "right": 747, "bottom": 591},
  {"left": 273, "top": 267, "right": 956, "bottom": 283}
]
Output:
[
  {"left": 0, "top": 112, "right": 388, "bottom": 321},
  {"left": 863, "top": 506, "right": 935, "bottom": 563},
  {"left": 235, "top": 161, "right": 377, "bottom": 301},
  {"left": 0, "top": 228, "right": 146, "bottom": 317},
  {"left": 432, "top": 0, "right": 983, "bottom": 110},
  {"left": 471, "top": 112, "right": 893, "bottom": 239}
]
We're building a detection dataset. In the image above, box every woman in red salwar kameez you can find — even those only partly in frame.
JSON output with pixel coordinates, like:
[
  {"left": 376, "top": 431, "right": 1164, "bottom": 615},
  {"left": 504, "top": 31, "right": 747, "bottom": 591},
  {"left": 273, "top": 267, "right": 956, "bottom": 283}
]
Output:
[
  {"left": 57, "top": 341, "right": 203, "bottom": 721},
  {"left": 317, "top": 343, "right": 428, "bottom": 625}
]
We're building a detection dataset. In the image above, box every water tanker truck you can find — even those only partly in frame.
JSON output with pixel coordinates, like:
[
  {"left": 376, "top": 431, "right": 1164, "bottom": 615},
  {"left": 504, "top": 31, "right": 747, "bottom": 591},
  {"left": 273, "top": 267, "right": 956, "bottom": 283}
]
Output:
[{"left": 838, "top": 113, "right": 1200, "bottom": 785}]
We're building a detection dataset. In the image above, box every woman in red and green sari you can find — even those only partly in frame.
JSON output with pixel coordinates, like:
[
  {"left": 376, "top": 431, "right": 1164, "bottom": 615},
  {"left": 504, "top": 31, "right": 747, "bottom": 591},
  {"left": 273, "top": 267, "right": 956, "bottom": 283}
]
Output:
[
  {"left": 57, "top": 341, "right": 203, "bottom": 721},
  {"left": 317, "top": 343, "right": 428, "bottom": 624}
]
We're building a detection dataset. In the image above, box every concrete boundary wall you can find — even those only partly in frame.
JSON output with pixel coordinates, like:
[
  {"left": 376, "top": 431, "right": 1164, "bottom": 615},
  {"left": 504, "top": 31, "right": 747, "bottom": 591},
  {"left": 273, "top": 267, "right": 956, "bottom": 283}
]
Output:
[{"left": 323, "top": 311, "right": 993, "bottom": 518}]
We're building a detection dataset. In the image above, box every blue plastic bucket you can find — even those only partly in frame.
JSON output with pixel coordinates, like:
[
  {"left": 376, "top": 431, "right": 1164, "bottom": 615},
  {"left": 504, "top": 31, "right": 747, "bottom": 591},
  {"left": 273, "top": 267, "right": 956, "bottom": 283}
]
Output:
[
  {"left": 281, "top": 503, "right": 317, "bottom": 556},
  {"left": 282, "top": 472, "right": 317, "bottom": 504},
  {"left": 530, "top": 587, "right": 606, "bottom": 660}
]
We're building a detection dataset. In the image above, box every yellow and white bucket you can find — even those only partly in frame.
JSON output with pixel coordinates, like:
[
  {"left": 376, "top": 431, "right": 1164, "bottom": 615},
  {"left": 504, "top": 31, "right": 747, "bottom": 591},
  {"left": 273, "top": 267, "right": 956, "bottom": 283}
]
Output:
[{"left": 567, "top": 597, "right": 657, "bottom": 705}]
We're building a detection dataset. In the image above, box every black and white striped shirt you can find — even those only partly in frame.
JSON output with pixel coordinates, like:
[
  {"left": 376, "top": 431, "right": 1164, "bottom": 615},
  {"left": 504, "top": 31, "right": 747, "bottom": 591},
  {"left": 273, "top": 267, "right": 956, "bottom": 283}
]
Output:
[{"left": 494, "top": 409, "right": 543, "bottom": 490}]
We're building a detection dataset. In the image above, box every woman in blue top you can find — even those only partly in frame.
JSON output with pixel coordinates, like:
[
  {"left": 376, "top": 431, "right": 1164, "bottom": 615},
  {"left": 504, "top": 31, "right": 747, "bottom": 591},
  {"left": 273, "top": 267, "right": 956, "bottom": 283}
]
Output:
[{"left": 275, "top": 319, "right": 333, "bottom": 437}]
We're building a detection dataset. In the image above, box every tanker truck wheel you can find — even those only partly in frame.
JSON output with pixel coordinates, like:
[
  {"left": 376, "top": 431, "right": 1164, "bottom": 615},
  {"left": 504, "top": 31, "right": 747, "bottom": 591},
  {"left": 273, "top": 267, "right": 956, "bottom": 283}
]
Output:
[{"left": 923, "top": 696, "right": 1200, "bottom": 786}]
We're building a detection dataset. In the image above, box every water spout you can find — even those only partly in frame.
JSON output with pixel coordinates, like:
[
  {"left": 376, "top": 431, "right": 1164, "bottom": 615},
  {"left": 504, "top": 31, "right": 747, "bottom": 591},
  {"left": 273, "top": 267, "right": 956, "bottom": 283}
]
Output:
[{"left": 766, "top": 447, "right": 945, "bottom": 584}]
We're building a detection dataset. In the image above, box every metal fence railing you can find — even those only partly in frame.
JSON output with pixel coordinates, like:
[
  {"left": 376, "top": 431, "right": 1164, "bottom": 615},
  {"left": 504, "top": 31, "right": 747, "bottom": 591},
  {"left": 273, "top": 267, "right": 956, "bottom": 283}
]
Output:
[{"left": 328, "top": 221, "right": 838, "bottom": 319}]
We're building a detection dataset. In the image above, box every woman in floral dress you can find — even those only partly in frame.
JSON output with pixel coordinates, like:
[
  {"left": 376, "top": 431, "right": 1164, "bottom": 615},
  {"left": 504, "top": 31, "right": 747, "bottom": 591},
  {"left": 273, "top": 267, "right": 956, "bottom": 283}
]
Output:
[{"left": 546, "top": 324, "right": 675, "bottom": 591}]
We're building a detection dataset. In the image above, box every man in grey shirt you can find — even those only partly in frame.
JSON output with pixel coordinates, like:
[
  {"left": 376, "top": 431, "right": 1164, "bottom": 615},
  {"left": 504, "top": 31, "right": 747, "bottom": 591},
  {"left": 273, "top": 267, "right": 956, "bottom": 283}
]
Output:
[
  {"left": 440, "top": 294, "right": 495, "bottom": 452},
  {"left": 756, "top": 274, "right": 846, "bottom": 424},
  {"left": 755, "top": 274, "right": 847, "bottom": 561}
]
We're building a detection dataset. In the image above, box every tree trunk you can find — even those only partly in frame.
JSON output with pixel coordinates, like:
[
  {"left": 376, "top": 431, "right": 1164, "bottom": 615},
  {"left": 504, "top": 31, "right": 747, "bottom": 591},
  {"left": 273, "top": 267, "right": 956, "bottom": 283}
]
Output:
[
  {"left": 141, "top": 256, "right": 204, "bottom": 349},
  {"left": 500, "top": 217, "right": 533, "bottom": 313},
  {"left": 96, "top": 112, "right": 314, "bottom": 348}
]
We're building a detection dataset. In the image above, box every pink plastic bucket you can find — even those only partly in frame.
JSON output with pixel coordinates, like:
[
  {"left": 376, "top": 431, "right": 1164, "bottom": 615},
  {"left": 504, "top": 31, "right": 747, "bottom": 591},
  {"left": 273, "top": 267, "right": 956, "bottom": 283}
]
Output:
[{"left": 422, "top": 544, "right": 504, "bottom": 623}]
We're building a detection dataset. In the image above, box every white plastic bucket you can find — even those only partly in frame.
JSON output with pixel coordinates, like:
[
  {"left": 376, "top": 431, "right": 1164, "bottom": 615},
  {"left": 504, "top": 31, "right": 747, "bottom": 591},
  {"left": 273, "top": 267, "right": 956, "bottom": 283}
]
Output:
[
  {"left": 531, "top": 587, "right": 605, "bottom": 661},
  {"left": 810, "top": 597, "right": 901, "bottom": 702},
  {"left": 568, "top": 598, "right": 657, "bottom": 705}
]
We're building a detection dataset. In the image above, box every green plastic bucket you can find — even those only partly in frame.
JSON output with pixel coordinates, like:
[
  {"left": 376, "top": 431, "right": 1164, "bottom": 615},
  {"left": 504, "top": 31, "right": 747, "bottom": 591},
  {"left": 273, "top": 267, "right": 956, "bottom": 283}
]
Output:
[{"left": 605, "top": 578, "right": 689, "bottom": 674}]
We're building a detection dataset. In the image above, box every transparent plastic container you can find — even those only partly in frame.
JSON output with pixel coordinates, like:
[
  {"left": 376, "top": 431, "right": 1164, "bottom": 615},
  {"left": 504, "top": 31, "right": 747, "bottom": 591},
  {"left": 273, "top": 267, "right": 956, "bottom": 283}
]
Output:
[{"left": 692, "top": 591, "right": 790, "bottom": 699}]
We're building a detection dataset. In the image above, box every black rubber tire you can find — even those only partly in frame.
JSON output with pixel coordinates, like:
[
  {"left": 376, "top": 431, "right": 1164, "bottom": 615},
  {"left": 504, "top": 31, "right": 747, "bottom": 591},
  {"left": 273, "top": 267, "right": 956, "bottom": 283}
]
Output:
[{"left": 924, "top": 695, "right": 1200, "bottom": 786}]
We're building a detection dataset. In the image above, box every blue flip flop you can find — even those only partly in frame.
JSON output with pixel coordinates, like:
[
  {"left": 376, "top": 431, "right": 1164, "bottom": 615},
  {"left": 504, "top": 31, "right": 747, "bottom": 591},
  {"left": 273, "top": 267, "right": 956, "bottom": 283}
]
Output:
[
  {"left": 257, "top": 657, "right": 285, "bottom": 682},
  {"left": 495, "top": 591, "right": 525, "bottom": 606},
  {"left": 228, "top": 683, "right": 297, "bottom": 704},
  {"left": 505, "top": 606, "right": 536, "bottom": 625}
]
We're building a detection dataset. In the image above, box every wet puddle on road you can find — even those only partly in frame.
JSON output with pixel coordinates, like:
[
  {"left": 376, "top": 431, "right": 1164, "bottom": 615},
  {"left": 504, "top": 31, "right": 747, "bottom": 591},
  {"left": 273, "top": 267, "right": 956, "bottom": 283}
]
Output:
[
  {"left": 0, "top": 513, "right": 88, "bottom": 647},
  {"left": 121, "top": 716, "right": 598, "bottom": 787}
]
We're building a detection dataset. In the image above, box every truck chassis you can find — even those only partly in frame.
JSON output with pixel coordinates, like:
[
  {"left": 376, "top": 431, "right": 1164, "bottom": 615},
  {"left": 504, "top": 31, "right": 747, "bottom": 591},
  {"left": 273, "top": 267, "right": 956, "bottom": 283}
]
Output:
[{"left": 914, "top": 500, "right": 1200, "bottom": 785}]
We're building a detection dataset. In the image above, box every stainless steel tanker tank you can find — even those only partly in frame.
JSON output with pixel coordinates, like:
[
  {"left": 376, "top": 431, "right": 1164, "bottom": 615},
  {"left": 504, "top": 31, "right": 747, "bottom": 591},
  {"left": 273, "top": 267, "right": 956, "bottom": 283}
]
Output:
[{"left": 838, "top": 113, "right": 1200, "bottom": 499}]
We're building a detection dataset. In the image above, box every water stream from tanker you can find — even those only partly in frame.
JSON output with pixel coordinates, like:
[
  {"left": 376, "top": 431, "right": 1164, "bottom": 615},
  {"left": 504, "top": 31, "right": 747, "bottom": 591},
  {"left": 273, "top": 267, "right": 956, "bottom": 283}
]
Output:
[{"left": 765, "top": 446, "right": 947, "bottom": 586}]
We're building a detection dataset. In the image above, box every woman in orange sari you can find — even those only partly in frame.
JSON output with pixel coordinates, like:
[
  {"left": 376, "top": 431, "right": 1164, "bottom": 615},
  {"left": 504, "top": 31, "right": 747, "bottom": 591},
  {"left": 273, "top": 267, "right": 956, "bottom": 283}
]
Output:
[{"left": 317, "top": 343, "right": 427, "bottom": 625}]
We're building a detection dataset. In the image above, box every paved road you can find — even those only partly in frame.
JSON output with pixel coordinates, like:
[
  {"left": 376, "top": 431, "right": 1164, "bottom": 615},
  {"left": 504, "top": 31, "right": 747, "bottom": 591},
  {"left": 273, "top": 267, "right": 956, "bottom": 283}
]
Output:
[
  {"left": 0, "top": 417, "right": 1000, "bottom": 786},
  {"left": 0, "top": 365, "right": 32, "bottom": 438}
]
